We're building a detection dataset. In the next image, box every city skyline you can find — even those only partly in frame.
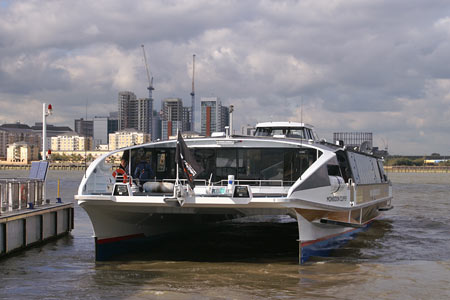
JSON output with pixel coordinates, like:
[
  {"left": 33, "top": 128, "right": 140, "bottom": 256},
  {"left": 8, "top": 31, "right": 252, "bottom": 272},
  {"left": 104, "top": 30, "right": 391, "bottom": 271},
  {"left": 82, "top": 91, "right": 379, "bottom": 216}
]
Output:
[{"left": 1, "top": 1, "right": 450, "bottom": 155}]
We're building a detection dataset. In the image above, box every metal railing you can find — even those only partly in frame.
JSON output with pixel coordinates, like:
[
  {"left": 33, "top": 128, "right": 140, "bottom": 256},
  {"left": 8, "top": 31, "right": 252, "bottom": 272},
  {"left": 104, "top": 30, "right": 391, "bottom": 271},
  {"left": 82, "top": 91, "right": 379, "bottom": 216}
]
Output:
[
  {"left": 161, "top": 178, "right": 296, "bottom": 187},
  {"left": 0, "top": 178, "right": 44, "bottom": 214}
]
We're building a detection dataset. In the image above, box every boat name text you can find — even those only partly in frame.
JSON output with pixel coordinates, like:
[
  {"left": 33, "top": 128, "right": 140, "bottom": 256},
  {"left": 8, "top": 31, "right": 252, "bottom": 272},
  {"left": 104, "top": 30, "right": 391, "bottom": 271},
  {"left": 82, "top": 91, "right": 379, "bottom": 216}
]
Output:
[{"left": 326, "top": 196, "right": 347, "bottom": 202}]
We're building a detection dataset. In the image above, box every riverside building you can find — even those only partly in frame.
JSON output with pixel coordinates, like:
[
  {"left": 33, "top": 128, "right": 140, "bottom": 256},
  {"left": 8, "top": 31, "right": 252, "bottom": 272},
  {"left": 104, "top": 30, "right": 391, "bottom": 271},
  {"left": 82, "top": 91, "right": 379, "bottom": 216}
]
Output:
[
  {"left": 118, "top": 91, "right": 153, "bottom": 139},
  {"left": 200, "top": 97, "right": 229, "bottom": 137}
]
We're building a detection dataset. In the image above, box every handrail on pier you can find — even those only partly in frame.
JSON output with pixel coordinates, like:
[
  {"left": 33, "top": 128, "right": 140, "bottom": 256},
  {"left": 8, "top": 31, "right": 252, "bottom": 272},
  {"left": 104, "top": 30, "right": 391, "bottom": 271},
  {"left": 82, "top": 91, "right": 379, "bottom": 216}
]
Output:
[{"left": 0, "top": 178, "right": 45, "bottom": 214}]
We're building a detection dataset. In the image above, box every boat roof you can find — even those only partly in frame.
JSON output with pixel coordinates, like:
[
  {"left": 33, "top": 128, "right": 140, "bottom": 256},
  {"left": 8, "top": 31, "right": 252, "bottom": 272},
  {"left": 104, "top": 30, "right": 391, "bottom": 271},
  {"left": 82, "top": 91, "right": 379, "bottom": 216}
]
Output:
[
  {"left": 108, "top": 134, "right": 336, "bottom": 156},
  {"left": 255, "top": 121, "right": 314, "bottom": 129}
]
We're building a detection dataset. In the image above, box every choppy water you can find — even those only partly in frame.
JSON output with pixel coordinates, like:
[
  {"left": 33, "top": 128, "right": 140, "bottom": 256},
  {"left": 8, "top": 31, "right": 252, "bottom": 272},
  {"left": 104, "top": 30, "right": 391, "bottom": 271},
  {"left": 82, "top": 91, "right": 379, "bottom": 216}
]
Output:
[{"left": 0, "top": 170, "right": 449, "bottom": 299}]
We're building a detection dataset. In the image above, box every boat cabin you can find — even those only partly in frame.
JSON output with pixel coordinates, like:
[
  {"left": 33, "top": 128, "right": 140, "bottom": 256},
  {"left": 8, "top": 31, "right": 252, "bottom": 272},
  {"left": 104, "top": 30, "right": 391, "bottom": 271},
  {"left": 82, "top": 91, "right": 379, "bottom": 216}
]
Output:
[{"left": 254, "top": 122, "right": 319, "bottom": 141}]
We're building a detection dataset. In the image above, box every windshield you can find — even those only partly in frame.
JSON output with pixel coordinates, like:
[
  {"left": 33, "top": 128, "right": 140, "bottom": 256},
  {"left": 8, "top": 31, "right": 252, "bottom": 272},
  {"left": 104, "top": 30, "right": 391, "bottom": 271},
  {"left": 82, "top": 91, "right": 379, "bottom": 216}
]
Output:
[{"left": 254, "top": 127, "right": 307, "bottom": 138}]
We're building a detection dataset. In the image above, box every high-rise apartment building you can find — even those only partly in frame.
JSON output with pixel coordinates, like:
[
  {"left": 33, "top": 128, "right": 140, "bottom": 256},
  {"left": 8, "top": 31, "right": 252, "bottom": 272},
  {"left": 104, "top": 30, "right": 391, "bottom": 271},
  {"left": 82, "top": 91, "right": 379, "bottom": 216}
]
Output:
[
  {"left": 118, "top": 91, "right": 153, "bottom": 139},
  {"left": 161, "top": 98, "right": 186, "bottom": 140},
  {"left": 118, "top": 91, "right": 137, "bottom": 130},
  {"left": 200, "top": 97, "right": 229, "bottom": 137},
  {"left": 152, "top": 110, "right": 162, "bottom": 141},
  {"left": 183, "top": 106, "right": 192, "bottom": 132}
]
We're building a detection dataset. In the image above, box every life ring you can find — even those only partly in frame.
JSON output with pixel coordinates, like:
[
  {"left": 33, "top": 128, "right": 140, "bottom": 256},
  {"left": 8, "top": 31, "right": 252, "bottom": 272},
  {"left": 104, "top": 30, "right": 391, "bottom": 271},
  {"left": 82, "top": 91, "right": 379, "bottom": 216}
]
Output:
[
  {"left": 20, "top": 184, "right": 27, "bottom": 202},
  {"left": 112, "top": 168, "right": 129, "bottom": 183}
]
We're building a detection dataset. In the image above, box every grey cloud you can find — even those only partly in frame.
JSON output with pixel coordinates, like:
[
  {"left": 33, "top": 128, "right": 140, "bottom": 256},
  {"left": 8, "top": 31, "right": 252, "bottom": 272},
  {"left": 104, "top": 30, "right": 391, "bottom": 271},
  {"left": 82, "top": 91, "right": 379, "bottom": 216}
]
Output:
[
  {"left": 0, "top": 53, "right": 71, "bottom": 94},
  {"left": 0, "top": 0, "right": 450, "bottom": 154}
]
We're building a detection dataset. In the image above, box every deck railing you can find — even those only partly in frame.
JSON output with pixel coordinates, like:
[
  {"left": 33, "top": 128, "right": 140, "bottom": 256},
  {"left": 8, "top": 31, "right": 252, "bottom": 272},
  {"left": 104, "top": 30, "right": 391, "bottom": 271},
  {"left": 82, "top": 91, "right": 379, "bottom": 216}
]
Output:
[
  {"left": 0, "top": 178, "right": 44, "bottom": 214},
  {"left": 161, "top": 178, "right": 295, "bottom": 187}
]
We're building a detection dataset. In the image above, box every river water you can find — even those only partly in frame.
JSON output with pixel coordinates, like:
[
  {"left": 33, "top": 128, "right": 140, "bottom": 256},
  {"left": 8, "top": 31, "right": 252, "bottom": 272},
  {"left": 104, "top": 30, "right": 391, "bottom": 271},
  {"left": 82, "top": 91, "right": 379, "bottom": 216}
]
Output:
[{"left": 0, "top": 170, "right": 449, "bottom": 299}]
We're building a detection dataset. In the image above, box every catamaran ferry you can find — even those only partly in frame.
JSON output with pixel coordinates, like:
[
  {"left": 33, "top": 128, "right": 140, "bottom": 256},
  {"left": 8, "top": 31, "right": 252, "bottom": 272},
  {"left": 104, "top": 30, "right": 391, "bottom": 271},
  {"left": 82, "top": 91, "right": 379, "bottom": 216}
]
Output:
[{"left": 75, "top": 122, "right": 392, "bottom": 263}]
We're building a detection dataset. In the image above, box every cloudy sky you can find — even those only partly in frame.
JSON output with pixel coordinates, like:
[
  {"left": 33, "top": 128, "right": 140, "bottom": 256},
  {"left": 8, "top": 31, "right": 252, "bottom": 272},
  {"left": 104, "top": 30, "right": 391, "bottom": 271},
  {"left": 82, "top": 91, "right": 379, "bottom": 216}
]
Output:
[{"left": 1, "top": 0, "right": 450, "bottom": 155}]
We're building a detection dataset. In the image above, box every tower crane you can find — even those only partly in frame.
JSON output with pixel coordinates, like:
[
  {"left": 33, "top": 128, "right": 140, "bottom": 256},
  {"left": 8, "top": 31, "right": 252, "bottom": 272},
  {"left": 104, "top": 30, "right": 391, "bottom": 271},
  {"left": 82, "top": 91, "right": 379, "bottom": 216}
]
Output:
[
  {"left": 141, "top": 44, "right": 154, "bottom": 99},
  {"left": 190, "top": 54, "right": 196, "bottom": 131}
]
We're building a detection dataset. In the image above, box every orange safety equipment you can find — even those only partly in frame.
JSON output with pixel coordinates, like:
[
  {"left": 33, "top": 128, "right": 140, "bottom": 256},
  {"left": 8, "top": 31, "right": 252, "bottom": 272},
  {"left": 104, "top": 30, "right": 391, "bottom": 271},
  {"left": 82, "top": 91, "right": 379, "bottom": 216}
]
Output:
[{"left": 112, "top": 168, "right": 129, "bottom": 184}]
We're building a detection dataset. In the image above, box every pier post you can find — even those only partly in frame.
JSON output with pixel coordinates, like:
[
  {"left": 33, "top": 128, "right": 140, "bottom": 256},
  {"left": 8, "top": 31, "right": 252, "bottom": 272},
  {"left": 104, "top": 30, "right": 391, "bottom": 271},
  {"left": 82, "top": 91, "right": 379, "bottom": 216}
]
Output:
[{"left": 8, "top": 183, "right": 13, "bottom": 212}]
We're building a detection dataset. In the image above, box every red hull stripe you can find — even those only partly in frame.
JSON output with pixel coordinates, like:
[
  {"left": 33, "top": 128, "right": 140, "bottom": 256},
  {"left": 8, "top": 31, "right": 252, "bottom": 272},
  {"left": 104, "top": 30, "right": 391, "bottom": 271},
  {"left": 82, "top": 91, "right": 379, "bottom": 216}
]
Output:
[
  {"left": 300, "top": 219, "right": 375, "bottom": 247},
  {"left": 97, "top": 233, "right": 145, "bottom": 245}
]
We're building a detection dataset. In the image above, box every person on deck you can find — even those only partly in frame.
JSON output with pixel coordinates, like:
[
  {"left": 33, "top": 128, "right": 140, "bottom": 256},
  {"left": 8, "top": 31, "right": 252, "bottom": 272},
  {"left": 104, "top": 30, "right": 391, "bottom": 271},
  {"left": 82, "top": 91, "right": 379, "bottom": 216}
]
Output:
[
  {"left": 134, "top": 153, "right": 154, "bottom": 185},
  {"left": 119, "top": 158, "right": 129, "bottom": 174}
]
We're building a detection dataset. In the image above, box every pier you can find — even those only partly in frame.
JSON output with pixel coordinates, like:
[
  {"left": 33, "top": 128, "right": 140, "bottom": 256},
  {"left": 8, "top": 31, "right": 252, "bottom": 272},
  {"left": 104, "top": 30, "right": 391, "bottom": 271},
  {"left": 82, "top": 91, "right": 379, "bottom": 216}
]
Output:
[{"left": 0, "top": 177, "right": 74, "bottom": 258}]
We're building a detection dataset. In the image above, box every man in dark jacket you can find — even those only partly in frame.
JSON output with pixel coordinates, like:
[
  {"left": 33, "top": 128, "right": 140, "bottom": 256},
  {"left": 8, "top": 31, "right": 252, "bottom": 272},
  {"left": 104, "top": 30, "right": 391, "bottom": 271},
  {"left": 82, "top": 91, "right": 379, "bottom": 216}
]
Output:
[{"left": 134, "top": 153, "right": 154, "bottom": 184}]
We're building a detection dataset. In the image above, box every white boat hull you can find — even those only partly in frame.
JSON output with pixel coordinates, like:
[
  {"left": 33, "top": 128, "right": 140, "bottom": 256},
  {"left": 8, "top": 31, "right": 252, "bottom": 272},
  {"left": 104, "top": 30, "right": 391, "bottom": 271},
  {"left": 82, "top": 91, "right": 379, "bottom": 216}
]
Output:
[{"left": 76, "top": 133, "right": 393, "bottom": 263}]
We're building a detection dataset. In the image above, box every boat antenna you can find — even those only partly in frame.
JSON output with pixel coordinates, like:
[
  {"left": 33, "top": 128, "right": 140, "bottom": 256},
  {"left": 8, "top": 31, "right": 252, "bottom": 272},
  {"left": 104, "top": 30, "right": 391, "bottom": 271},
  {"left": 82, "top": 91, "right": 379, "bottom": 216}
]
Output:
[
  {"left": 190, "top": 54, "right": 195, "bottom": 131},
  {"left": 300, "top": 96, "right": 303, "bottom": 125},
  {"left": 175, "top": 128, "right": 180, "bottom": 187},
  {"left": 84, "top": 98, "right": 88, "bottom": 178},
  {"left": 299, "top": 96, "right": 303, "bottom": 180}
]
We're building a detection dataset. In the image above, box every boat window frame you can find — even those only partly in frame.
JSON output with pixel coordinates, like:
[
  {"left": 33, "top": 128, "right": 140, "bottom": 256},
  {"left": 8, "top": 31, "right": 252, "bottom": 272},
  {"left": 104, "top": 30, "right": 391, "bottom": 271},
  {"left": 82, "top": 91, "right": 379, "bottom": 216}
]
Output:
[{"left": 123, "top": 145, "right": 321, "bottom": 187}]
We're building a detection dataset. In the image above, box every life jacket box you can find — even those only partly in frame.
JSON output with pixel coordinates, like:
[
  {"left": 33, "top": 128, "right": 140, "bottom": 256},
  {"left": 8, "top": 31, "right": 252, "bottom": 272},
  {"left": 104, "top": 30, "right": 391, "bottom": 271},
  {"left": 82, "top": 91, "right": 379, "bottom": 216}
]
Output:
[
  {"left": 232, "top": 185, "right": 252, "bottom": 198},
  {"left": 113, "top": 183, "right": 129, "bottom": 196}
]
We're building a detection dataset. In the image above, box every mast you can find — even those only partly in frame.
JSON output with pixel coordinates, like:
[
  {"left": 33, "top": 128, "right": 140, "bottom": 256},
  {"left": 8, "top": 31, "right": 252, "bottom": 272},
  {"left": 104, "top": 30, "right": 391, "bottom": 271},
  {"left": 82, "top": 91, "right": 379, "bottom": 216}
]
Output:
[{"left": 190, "top": 54, "right": 196, "bottom": 131}]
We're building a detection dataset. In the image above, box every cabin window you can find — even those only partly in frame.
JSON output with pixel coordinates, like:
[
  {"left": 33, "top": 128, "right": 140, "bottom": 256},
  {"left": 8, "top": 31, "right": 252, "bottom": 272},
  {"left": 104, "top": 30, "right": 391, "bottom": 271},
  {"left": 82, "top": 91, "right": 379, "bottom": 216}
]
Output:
[
  {"left": 287, "top": 129, "right": 306, "bottom": 139},
  {"left": 238, "top": 149, "right": 285, "bottom": 182},
  {"left": 131, "top": 147, "right": 320, "bottom": 186},
  {"left": 194, "top": 149, "right": 216, "bottom": 181},
  {"left": 130, "top": 148, "right": 176, "bottom": 181},
  {"left": 195, "top": 147, "right": 319, "bottom": 185},
  {"left": 327, "top": 165, "right": 342, "bottom": 176},
  {"left": 254, "top": 128, "right": 271, "bottom": 136},
  {"left": 255, "top": 127, "right": 310, "bottom": 139},
  {"left": 271, "top": 129, "right": 287, "bottom": 136},
  {"left": 216, "top": 149, "right": 237, "bottom": 179}
]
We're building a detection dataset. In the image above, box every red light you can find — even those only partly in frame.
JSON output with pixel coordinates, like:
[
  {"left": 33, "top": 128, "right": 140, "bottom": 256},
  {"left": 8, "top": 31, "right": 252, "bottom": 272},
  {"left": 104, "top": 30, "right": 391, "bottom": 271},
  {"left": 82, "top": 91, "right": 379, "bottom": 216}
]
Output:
[
  {"left": 48, "top": 104, "right": 52, "bottom": 110},
  {"left": 48, "top": 149, "right": 52, "bottom": 154}
]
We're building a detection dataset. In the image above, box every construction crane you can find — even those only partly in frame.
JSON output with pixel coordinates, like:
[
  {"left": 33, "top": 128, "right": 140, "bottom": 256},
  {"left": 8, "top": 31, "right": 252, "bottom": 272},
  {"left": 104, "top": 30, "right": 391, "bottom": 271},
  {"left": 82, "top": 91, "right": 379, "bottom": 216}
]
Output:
[
  {"left": 190, "top": 54, "right": 196, "bottom": 131},
  {"left": 141, "top": 44, "right": 154, "bottom": 140},
  {"left": 141, "top": 44, "right": 154, "bottom": 99}
]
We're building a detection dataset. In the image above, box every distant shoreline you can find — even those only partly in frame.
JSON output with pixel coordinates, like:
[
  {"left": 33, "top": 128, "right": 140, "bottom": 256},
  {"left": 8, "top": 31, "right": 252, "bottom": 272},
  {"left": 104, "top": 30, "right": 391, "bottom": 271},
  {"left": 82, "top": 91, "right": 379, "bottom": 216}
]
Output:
[
  {"left": 0, "top": 163, "right": 89, "bottom": 171},
  {"left": 1, "top": 164, "right": 449, "bottom": 173},
  {"left": 384, "top": 166, "right": 450, "bottom": 173}
]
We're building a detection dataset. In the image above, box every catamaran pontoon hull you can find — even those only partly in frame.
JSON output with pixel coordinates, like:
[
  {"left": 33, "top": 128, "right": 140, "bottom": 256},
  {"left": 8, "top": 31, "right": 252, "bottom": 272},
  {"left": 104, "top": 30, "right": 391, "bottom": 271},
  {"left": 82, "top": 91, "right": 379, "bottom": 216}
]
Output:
[{"left": 76, "top": 126, "right": 392, "bottom": 263}]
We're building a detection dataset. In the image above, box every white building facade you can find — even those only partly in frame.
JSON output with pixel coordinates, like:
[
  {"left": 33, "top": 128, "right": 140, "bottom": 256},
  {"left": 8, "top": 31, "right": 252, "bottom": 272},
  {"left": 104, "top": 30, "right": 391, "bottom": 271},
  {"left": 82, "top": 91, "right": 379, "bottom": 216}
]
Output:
[
  {"left": 108, "top": 130, "right": 151, "bottom": 150},
  {"left": 51, "top": 133, "right": 93, "bottom": 151},
  {"left": 6, "top": 142, "right": 39, "bottom": 164}
]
